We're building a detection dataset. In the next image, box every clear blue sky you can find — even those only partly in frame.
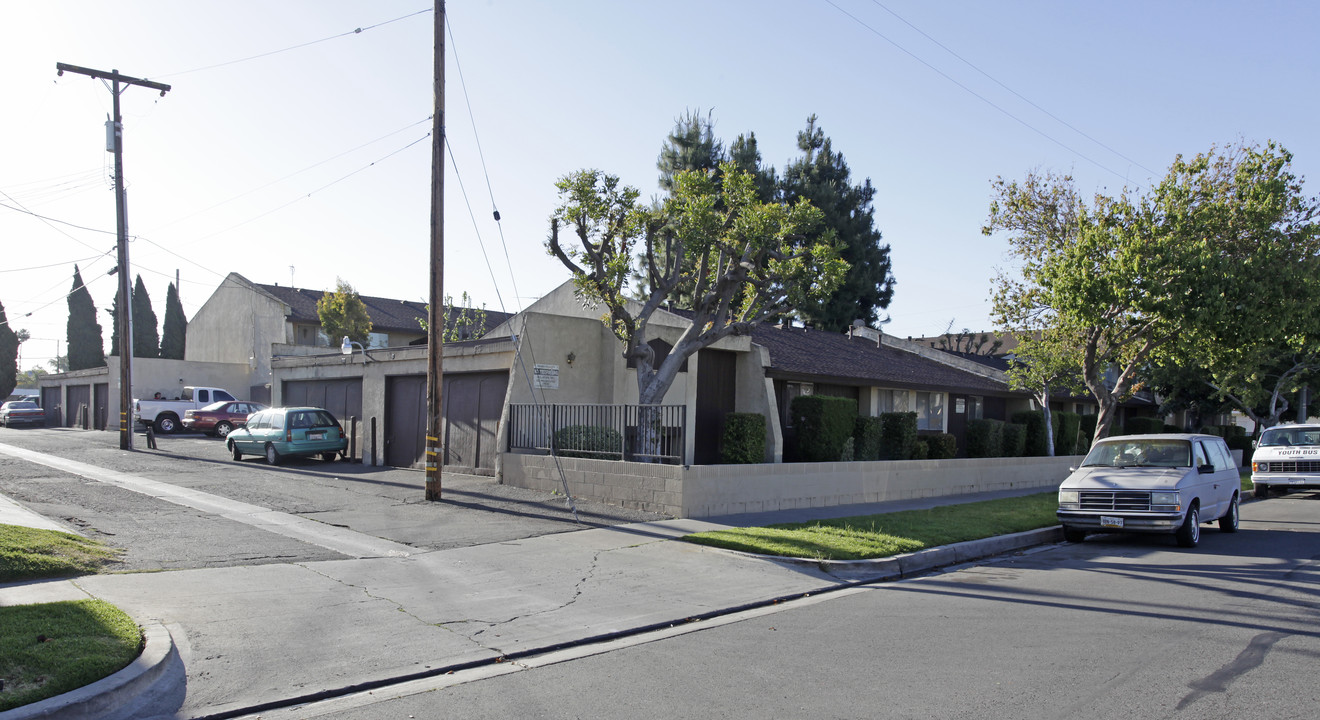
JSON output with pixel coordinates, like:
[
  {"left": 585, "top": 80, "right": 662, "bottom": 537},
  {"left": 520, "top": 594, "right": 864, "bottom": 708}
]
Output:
[{"left": 3, "top": 1, "right": 1317, "bottom": 372}]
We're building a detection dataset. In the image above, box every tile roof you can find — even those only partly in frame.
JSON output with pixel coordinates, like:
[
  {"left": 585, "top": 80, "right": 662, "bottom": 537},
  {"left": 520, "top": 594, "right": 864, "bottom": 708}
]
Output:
[
  {"left": 750, "top": 323, "right": 1013, "bottom": 395},
  {"left": 254, "top": 283, "right": 510, "bottom": 335}
]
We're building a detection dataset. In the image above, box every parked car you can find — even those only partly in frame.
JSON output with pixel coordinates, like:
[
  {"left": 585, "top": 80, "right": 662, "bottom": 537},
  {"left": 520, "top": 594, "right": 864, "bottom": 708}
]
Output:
[
  {"left": 1250, "top": 423, "right": 1320, "bottom": 498},
  {"left": 133, "top": 386, "right": 238, "bottom": 434},
  {"left": 0, "top": 401, "right": 45, "bottom": 427},
  {"left": 182, "top": 401, "right": 267, "bottom": 438},
  {"left": 226, "top": 407, "right": 347, "bottom": 465},
  {"left": 1057, "top": 433, "right": 1241, "bottom": 548}
]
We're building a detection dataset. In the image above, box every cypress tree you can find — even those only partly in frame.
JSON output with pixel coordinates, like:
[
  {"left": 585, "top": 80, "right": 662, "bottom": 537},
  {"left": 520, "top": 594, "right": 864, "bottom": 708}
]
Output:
[
  {"left": 160, "top": 282, "right": 187, "bottom": 359},
  {"left": 0, "top": 301, "right": 18, "bottom": 399},
  {"left": 67, "top": 265, "right": 105, "bottom": 370},
  {"left": 106, "top": 286, "right": 121, "bottom": 357},
  {"left": 132, "top": 275, "right": 159, "bottom": 358}
]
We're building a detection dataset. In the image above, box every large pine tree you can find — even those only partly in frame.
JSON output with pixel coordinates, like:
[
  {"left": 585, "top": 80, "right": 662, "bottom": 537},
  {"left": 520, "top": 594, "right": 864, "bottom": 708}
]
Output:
[
  {"left": 67, "top": 265, "right": 105, "bottom": 370},
  {"left": 160, "top": 282, "right": 187, "bottom": 359},
  {"left": 132, "top": 275, "right": 159, "bottom": 358},
  {"left": 780, "top": 115, "right": 895, "bottom": 331},
  {"left": 106, "top": 286, "right": 121, "bottom": 357}
]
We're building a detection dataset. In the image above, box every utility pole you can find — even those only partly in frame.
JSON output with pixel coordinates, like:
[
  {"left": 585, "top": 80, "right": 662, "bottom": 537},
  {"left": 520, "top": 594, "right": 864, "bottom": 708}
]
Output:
[
  {"left": 56, "top": 63, "right": 171, "bottom": 450},
  {"left": 425, "top": 1, "right": 446, "bottom": 500}
]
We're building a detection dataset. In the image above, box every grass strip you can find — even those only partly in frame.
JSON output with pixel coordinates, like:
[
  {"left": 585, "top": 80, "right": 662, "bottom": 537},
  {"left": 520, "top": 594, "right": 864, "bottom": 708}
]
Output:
[
  {"left": 683, "top": 491, "right": 1060, "bottom": 561},
  {"left": 0, "top": 599, "right": 142, "bottom": 712},
  {"left": 0, "top": 524, "right": 121, "bottom": 583}
]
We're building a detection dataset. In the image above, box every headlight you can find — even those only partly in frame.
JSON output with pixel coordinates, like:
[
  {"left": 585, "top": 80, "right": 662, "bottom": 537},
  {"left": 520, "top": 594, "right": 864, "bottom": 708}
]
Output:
[
  {"left": 1058, "top": 490, "right": 1079, "bottom": 508},
  {"left": 1151, "top": 491, "right": 1180, "bottom": 510}
]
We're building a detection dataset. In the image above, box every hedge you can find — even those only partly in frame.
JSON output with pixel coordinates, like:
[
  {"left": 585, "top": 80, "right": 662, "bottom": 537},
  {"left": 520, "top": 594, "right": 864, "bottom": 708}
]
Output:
[
  {"left": 924, "top": 433, "right": 957, "bottom": 459},
  {"left": 854, "top": 417, "right": 884, "bottom": 461},
  {"left": 1125, "top": 416, "right": 1164, "bottom": 435},
  {"left": 1011, "top": 410, "right": 1050, "bottom": 456},
  {"left": 553, "top": 425, "right": 623, "bottom": 459},
  {"left": 1055, "top": 411, "right": 1083, "bottom": 455},
  {"left": 1002, "top": 422, "right": 1028, "bottom": 457},
  {"left": 791, "top": 395, "right": 858, "bottom": 462},
  {"left": 721, "top": 413, "right": 766, "bottom": 464},
  {"left": 878, "top": 411, "right": 918, "bottom": 460},
  {"left": 967, "top": 419, "right": 1005, "bottom": 458}
]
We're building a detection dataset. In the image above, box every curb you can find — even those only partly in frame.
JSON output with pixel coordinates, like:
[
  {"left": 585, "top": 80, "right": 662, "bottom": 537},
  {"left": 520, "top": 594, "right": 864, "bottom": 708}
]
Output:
[
  {"left": 2, "top": 622, "right": 180, "bottom": 720},
  {"left": 738, "top": 525, "right": 1066, "bottom": 579}
]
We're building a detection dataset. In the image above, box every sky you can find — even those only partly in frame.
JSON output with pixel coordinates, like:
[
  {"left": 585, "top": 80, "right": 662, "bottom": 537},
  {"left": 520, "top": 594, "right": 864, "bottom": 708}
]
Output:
[{"left": 3, "top": 1, "right": 1317, "bottom": 373}]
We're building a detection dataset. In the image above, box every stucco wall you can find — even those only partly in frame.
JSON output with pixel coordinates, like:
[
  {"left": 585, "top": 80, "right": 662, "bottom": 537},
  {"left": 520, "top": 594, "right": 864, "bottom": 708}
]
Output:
[
  {"left": 186, "top": 274, "right": 288, "bottom": 388},
  {"left": 502, "top": 453, "right": 1079, "bottom": 518}
]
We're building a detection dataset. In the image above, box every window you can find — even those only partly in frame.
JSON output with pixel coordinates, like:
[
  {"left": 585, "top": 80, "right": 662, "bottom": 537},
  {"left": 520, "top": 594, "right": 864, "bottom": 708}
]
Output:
[
  {"left": 368, "top": 332, "right": 389, "bottom": 349},
  {"left": 197, "top": 389, "right": 210, "bottom": 403},
  {"left": 915, "top": 391, "right": 945, "bottom": 431},
  {"left": 215, "top": 390, "right": 235, "bottom": 402},
  {"left": 1208, "top": 440, "right": 1234, "bottom": 471},
  {"left": 1193, "top": 441, "right": 1210, "bottom": 468},
  {"left": 968, "top": 395, "right": 984, "bottom": 421},
  {"left": 877, "top": 389, "right": 909, "bottom": 414}
]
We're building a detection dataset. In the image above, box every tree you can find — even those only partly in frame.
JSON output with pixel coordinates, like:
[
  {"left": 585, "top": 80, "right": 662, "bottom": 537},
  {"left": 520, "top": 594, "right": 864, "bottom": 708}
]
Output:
[
  {"left": 780, "top": 115, "right": 895, "bottom": 331},
  {"left": 66, "top": 265, "right": 105, "bottom": 371},
  {"left": 106, "top": 286, "right": 121, "bottom": 357},
  {"left": 19, "top": 365, "right": 50, "bottom": 389},
  {"left": 160, "top": 282, "right": 187, "bottom": 359},
  {"left": 132, "top": 275, "right": 160, "bottom": 358},
  {"left": 988, "top": 141, "right": 1320, "bottom": 442},
  {"left": 657, "top": 109, "right": 725, "bottom": 195},
  {"left": 548, "top": 163, "right": 846, "bottom": 457},
  {"left": 417, "top": 292, "right": 489, "bottom": 342},
  {"left": 317, "top": 278, "right": 372, "bottom": 346},
  {"left": 0, "top": 301, "right": 21, "bottom": 399}
]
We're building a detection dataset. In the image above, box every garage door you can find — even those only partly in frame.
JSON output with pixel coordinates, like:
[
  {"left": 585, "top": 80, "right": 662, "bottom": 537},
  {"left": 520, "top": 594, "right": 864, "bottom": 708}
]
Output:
[
  {"left": 282, "top": 378, "right": 363, "bottom": 424},
  {"left": 382, "top": 371, "right": 508, "bottom": 474}
]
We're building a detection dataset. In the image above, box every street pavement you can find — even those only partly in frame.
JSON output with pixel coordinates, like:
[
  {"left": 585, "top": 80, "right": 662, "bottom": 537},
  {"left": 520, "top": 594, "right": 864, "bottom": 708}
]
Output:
[{"left": 0, "top": 429, "right": 1062, "bottom": 719}]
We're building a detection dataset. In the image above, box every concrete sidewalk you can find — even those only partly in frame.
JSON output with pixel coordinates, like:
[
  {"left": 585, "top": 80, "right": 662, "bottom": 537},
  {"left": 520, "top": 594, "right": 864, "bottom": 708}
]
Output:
[{"left": 0, "top": 453, "right": 1059, "bottom": 719}]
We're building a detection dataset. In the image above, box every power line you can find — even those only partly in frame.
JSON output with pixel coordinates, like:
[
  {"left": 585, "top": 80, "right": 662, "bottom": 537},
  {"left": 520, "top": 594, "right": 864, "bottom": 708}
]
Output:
[{"left": 154, "top": 8, "right": 432, "bottom": 79}]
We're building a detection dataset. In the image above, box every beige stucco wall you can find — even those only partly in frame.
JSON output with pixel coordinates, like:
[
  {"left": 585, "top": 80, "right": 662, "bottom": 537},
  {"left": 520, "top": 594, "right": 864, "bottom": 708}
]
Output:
[
  {"left": 502, "top": 453, "right": 1079, "bottom": 518},
  {"left": 185, "top": 273, "right": 289, "bottom": 390}
]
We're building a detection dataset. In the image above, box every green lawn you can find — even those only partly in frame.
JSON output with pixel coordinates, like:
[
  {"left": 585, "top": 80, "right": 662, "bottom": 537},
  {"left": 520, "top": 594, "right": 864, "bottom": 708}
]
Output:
[
  {"left": 0, "top": 599, "right": 142, "bottom": 712},
  {"left": 1, "top": 524, "right": 134, "bottom": 712},
  {"left": 683, "top": 491, "right": 1060, "bottom": 561}
]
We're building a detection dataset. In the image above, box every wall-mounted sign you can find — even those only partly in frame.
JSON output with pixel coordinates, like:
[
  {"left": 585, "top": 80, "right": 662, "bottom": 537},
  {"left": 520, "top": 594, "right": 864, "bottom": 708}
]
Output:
[
  {"left": 533, "top": 364, "right": 560, "bottom": 389},
  {"left": 955, "top": 398, "right": 966, "bottom": 414}
]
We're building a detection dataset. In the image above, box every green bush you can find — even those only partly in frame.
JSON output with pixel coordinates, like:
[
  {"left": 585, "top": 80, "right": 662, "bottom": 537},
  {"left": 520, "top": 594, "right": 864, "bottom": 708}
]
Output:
[
  {"left": 1079, "top": 414, "right": 1098, "bottom": 444},
  {"left": 1222, "top": 424, "right": 1247, "bottom": 438},
  {"left": 912, "top": 440, "right": 929, "bottom": 460},
  {"left": 1198, "top": 425, "right": 1223, "bottom": 436},
  {"left": 854, "top": 416, "right": 884, "bottom": 461},
  {"left": 1125, "top": 416, "right": 1164, "bottom": 435},
  {"left": 721, "top": 413, "right": 766, "bottom": 464},
  {"left": 1002, "top": 423, "right": 1028, "bottom": 457},
  {"left": 1227, "top": 435, "right": 1254, "bottom": 467},
  {"left": 1055, "top": 411, "right": 1082, "bottom": 455},
  {"left": 967, "top": 419, "right": 1005, "bottom": 458},
  {"left": 878, "top": 411, "right": 918, "bottom": 460},
  {"left": 1163, "top": 424, "right": 1182, "bottom": 433},
  {"left": 925, "top": 433, "right": 957, "bottom": 459},
  {"left": 553, "top": 425, "right": 623, "bottom": 459},
  {"left": 1012, "top": 411, "right": 1050, "bottom": 456},
  {"left": 791, "top": 395, "right": 858, "bottom": 462}
]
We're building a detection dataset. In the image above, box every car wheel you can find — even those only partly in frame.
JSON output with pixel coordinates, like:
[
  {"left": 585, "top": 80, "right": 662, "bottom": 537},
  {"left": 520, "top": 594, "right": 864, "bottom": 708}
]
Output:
[
  {"left": 1254, "top": 484, "right": 1270, "bottom": 499},
  {"left": 215, "top": 421, "right": 234, "bottom": 439},
  {"left": 229, "top": 441, "right": 242, "bottom": 461},
  {"left": 1176, "top": 504, "right": 1201, "bottom": 548},
  {"left": 265, "top": 443, "right": 280, "bottom": 466},
  {"left": 1219, "top": 494, "right": 1240, "bottom": 532},
  {"left": 1063, "top": 527, "right": 1087, "bottom": 543},
  {"left": 321, "top": 452, "right": 338, "bottom": 462},
  {"left": 155, "top": 414, "right": 179, "bottom": 434}
]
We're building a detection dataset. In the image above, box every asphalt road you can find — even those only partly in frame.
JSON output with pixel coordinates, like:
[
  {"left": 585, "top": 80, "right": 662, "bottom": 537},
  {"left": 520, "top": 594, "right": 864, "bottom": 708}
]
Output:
[
  {"left": 277, "top": 491, "right": 1320, "bottom": 720},
  {"left": 0, "top": 426, "right": 668, "bottom": 571}
]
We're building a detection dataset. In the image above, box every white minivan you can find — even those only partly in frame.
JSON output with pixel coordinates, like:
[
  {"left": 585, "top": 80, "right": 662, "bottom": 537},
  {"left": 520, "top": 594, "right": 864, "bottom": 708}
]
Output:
[
  {"left": 1250, "top": 423, "right": 1320, "bottom": 498},
  {"left": 1057, "top": 433, "right": 1241, "bottom": 548}
]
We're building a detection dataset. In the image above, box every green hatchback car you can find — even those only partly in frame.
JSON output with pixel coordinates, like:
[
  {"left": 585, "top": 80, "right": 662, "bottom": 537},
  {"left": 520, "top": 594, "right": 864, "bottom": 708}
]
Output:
[{"left": 226, "top": 407, "right": 347, "bottom": 465}]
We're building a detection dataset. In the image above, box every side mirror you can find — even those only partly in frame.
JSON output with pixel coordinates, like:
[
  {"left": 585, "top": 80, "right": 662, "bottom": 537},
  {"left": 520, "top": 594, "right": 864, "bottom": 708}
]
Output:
[
  {"left": 1198, "top": 464, "right": 1215, "bottom": 474},
  {"left": 1068, "top": 466, "right": 1077, "bottom": 472}
]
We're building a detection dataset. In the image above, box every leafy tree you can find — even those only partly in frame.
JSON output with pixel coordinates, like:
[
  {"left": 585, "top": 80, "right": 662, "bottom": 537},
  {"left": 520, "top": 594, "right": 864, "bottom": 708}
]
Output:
[
  {"left": 417, "top": 292, "right": 490, "bottom": 342},
  {"left": 935, "top": 321, "right": 1004, "bottom": 356},
  {"left": 988, "top": 141, "right": 1320, "bottom": 442},
  {"left": 19, "top": 365, "right": 49, "bottom": 389},
  {"left": 780, "top": 115, "right": 895, "bottom": 331},
  {"left": 0, "top": 301, "right": 21, "bottom": 399},
  {"left": 160, "top": 282, "right": 187, "bottom": 359},
  {"left": 317, "top": 278, "right": 372, "bottom": 346},
  {"left": 548, "top": 163, "right": 846, "bottom": 457},
  {"left": 132, "top": 275, "right": 160, "bottom": 358},
  {"left": 66, "top": 265, "right": 105, "bottom": 371}
]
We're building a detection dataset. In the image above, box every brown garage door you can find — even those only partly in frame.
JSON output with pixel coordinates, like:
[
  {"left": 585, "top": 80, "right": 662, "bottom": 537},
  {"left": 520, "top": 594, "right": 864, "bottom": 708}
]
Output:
[
  {"left": 382, "top": 371, "right": 509, "bottom": 474},
  {"left": 282, "top": 378, "right": 363, "bottom": 422}
]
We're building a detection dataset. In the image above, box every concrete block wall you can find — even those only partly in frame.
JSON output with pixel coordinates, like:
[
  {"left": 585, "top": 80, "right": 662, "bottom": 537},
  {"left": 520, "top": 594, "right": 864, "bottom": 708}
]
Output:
[{"left": 502, "top": 453, "right": 1081, "bottom": 519}]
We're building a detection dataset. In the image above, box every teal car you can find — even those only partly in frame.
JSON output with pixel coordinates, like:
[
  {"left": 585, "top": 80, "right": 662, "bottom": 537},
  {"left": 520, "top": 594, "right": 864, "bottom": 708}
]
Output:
[{"left": 226, "top": 407, "right": 347, "bottom": 465}]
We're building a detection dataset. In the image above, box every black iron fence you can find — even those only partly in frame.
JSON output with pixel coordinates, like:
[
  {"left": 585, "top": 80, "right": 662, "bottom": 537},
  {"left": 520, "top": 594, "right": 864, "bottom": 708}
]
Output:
[{"left": 507, "top": 403, "right": 687, "bottom": 464}]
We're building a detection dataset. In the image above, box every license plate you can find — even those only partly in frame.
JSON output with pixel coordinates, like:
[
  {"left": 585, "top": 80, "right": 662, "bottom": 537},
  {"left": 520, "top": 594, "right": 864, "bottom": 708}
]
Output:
[
  {"left": 1289, "top": 478, "right": 1306, "bottom": 485},
  {"left": 309, "top": 431, "right": 325, "bottom": 440},
  {"left": 1100, "top": 516, "right": 1124, "bottom": 528}
]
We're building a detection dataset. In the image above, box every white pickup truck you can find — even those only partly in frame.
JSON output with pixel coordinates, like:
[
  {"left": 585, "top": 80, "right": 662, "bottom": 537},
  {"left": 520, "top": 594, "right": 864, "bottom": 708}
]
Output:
[
  {"left": 1250, "top": 423, "right": 1320, "bottom": 498},
  {"left": 134, "top": 386, "right": 237, "bottom": 434}
]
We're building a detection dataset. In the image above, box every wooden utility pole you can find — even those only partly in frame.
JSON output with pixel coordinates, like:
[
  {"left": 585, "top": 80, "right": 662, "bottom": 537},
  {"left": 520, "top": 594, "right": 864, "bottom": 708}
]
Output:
[
  {"left": 425, "top": 1, "right": 446, "bottom": 499},
  {"left": 56, "top": 63, "right": 171, "bottom": 451}
]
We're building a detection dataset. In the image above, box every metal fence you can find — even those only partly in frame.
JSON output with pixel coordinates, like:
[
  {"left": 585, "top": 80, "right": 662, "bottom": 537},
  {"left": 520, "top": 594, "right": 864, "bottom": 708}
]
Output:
[{"left": 507, "top": 403, "right": 687, "bottom": 464}]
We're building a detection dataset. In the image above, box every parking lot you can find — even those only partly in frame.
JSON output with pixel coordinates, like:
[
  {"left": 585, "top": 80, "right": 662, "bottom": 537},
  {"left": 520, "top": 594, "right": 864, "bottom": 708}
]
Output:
[{"left": 0, "top": 426, "right": 668, "bottom": 571}]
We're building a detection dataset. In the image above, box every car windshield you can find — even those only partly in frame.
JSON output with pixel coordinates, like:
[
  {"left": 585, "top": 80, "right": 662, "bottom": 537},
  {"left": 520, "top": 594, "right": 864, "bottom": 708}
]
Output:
[
  {"left": 201, "top": 401, "right": 230, "bottom": 412},
  {"left": 6, "top": 402, "right": 38, "bottom": 409},
  {"left": 1259, "top": 427, "right": 1320, "bottom": 447},
  {"left": 1081, "top": 439, "right": 1191, "bottom": 468}
]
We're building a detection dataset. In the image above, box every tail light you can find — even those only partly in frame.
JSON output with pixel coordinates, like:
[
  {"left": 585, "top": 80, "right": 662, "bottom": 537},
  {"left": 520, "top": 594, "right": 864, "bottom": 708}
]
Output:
[
  {"left": 287, "top": 428, "right": 293, "bottom": 442},
  {"left": 337, "top": 422, "right": 344, "bottom": 437}
]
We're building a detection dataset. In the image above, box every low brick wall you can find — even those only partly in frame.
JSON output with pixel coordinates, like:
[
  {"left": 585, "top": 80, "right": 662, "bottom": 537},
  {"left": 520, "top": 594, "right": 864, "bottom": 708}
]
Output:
[{"left": 501, "top": 453, "right": 1081, "bottom": 518}]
